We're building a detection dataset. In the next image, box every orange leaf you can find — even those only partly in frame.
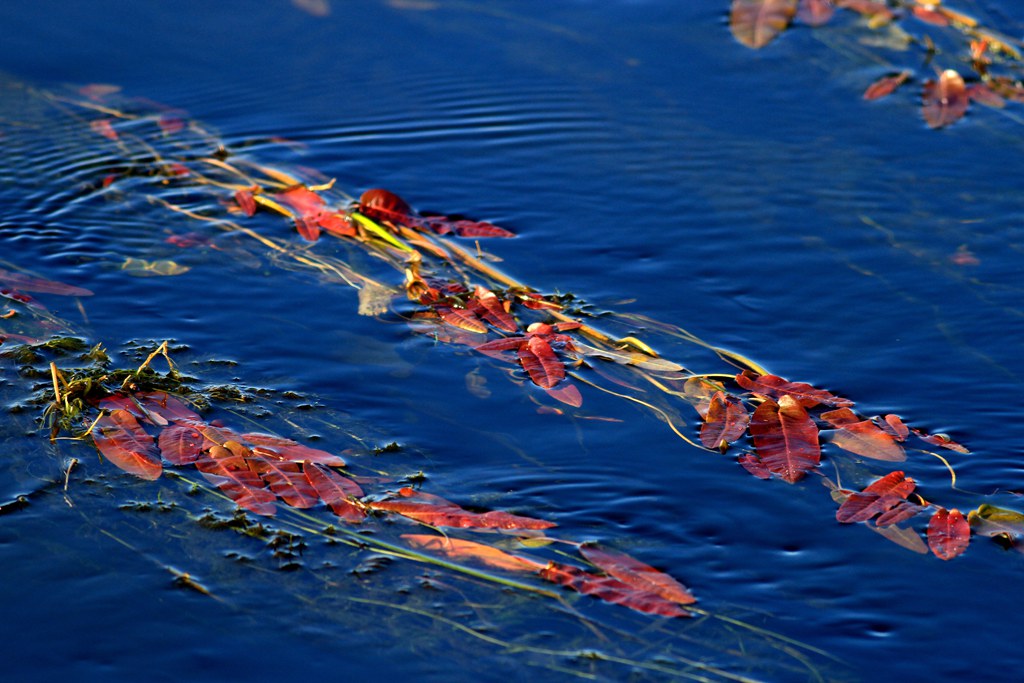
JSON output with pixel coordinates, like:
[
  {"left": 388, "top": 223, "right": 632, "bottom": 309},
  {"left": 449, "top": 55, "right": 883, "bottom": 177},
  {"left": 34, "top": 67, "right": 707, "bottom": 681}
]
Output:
[
  {"left": 735, "top": 371, "right": 852, "bottom": 408},
  {"left": 360, "top": 188, "right": 412, "bottom": 216},
  {"left": 700, "top": 391, "right": 749, "bottom": 449},
  {"left": 836, "top": 0, "right": 893, "bottom": 20},
  {"left": 539, "top": 562, "right": 692, "bottom": 617},
  {"left": 922, "top": 69, "right": 968, "bottom": 129},
  {"left": 242, "top": 432, "right": 346, "bottom": 466},
  {"left": 749, "top": 396, "right": 820, "bottom": 483},
  {"left": 911, "top": 5, "right": 949, "bottom": 26},
  {"left": 92, "top": 409, "right": 162, "bottom": 480},
  {"left": 730, "top": 0, "right": 798, "bottom": 49},
  {"left": 304, "top": 462, "right": 365, "bottom": 522},
  {"left": 518, "top": 336, "right": 565, "bottom": 389},
  {"left": 157, "top": 423, "right": 205, "bottom": 466},
  {"left": 879, "top": 414, "right": 910, "bottom": 441},
  {"left": 579, "top": 543, "right": 696, "bottom": 605},
  {"left": 797, "top": 0, "right": 835, "bottom": 26},
  {"left": 863, "top": 71, "right": 911, "bottom": 100},
  {"left": 927, "top": 508, "right": 970, "bottom": 560},
  {"left": 402, "top": 534, "right": 543, "bottom": 572},
  {"left": 436, "top": 306, "right": 488, "bottom": 334}
]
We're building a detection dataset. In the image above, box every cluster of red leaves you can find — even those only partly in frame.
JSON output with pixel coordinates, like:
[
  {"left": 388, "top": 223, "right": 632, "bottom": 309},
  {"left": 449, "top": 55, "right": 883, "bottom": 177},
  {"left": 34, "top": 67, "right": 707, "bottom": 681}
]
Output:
[
  {"left": 234, "top": 186, "right": 356, "bottom": 242},
  {"left": 359, "top": 188, "right": 515, "bottom": 239},
  {"left": 403, "top": 535, "right": 696, "bottom": 618},
  {"left": 86, "top": 387, "right": 697, "bottom": 617},
  {"left": 730, "top": 0, "right": 1024, "bottom": 129},
  {"left": 692, "top": 370, "right": 973, "bottom": 558},
  {"left": 835, "top": 471, "right": 971, "bottom": 560}
]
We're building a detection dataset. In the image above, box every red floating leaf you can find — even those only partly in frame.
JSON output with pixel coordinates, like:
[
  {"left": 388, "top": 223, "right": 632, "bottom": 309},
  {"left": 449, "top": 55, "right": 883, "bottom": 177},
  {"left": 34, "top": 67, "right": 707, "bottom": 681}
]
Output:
[
  {"left": 700, "top": 391, "right": 750, "bottom": 449},
  {"left": 735, "top": 371, "right": 852, "bottom": 408},
  {"left": 910, "top": 428, "right": 969, "bottom": 454},
  {"left": 579, "top": 543, "right": 696, "bottom": 605},
  {"left": 863, "top": 71, "right": 911, "bottom": 100},
  {"left": 518, "top": 336, "right": 565, "bottom": 389},
  {"left": 449, "top": 219, "right": 515, "bottom": 238},
  {"left": 90, "top": 119, "right": 118, "bottom": 141},
  {"left": 738, "top": 453, "right": 772, "bottom": 479},
  {"left": 294, "top": 217, "right": 321, "bottom": 242},
  {"left": 923, "top": 69, "right": 968, "bottom": 129},
  {"left": 360, "top": 188, "right": 412, "bottom": 217},
  {"left": 749, "top": 396, "right": 820, "bottom": 483},
  {"left": 135, "top": 390, "right": 202, "bottom": 424},
  {"left": 875, "top": 499, "right": 923, "bottom": 527},
  {"left": 157, "top": 423, "right": 205, "bottom": 466},
  {"left": 242, "top": 432, "right": 346, "bottom": 466},
  {"left": 402, "top": 534, "right": 543, "bottom": 573},
  {"left": 371, "top": 487, "right": 556, "bottom": 530},
  {"left": 927, "top": 508, "right": 970, "bottom": 560},
  {"left": 545, "top": 382, "right": 583, "bottom": 408},
  {"left": 235, "top": 190, "right": 257, "bottom": 217},
  {"left": 911, "top": 5, "right": 949, "bottom": 26},
  {"left": 304, "top": 462, "right": 365, "bottom": 522},
  {"left": 0, "top": 268, "right": 93, "bottom": 297},
  {"left": 836, "top": 471, "right": 916, "bottom": 523},
  {"left": 195, "top": 453, "right": 277, "bottom": 516},
  {"left": 730, "top": 0, "right": 798, "bottom": 49},
  {"left": 436, "top": 306, "right": 488, "bottom": 334},
  {"left": 863, "top": 470, "right": 916, "bottom": 498},
  {"left": 797, "top": 0, "right": 835, "bottom": 26},
  {"left": 879, "top": 414, "right": 910, "bottom": 441},
  {"left": 539, "top": 562, "right": 691, "bottom": 618},
  {"left": 836, "top": 0, "right": 894, "bottom": 21},
  {"left": 470, "top": 286, "right": 517, "bottom": 333},
  {"left": 826, "top": 417, "right": 905, "bottom": 462},
  {"left": 92, "top": 409, "right": 162, "bottom": 480},
  {"left": 249, "top": 457, "right": 320, "bottom": 508},
  {"left": 474, "top": 336, "right": 526, "bottom": 360}
]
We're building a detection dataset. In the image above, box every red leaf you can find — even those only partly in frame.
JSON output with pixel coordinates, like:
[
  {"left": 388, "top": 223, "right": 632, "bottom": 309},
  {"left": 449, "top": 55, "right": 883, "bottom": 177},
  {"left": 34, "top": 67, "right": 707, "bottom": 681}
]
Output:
[
  {"left": 245, "top": 456, "right": 319, "bottom": 508},
  {"left": 863, "top": 470, "right": 915, "bottom": 498},
  {"left": 294, "top": 217, "right": 321, "bottom": 242},
  {"left": 135, "top": 390, "right": 202, "bottom": 424},
  {"left": 927, "top": 508, "right": 970, "bottom": 560},
  {"left": 797, "top": 0, "right": 835, "bottom": 26},
  {"left": 579, "top": 544, "right": 696, "bottom": 605},
  {"left": 316, "top": 212, "right": 356, "bottom": 237},
  {"left": 863, "top": 71, "right": 911, "bottom": 100},
  {"left": 923, "top": 69, "right": 968, "bottom": 129},
  {"left": 836, "top": 0, "right": 894, "bottom": 20},
  {"left": 545, "top": 382, "right": 583, "bottom": 408},
  {"left": 303, "top": 462, "right": 365, "bottom": 522},
  {"left": 700, "top": 391, "right": 750, "bottom": 449},
  {"left": 157, "top": 423, "right": 205, "bottom": 466},
  {"left": 0, "top": 268, "right": 93, "bottom": 297},
  {"left": 92, "top": 409, "right": 162, "bottom": 480},
  {"left": 911, "top": 5, "right": 949, "bottom": 26},
  {"left": 474, "top": 336, "right": 526, "bottom": 360},
  {"left": 875, "top": 499, "right": 922, "bottom": 527},
  {"left": 402, "top": 534, "right": 543, "bottom": 573},
  {"left": 436, "top": 306, "right": 488, "bottom": 334},
  {"left": 241, "top": 432, "right": 346, "bottom": 466},
  {"left": 449, "top": 220, "right": 515, "bottom": 238},
  {"left": 735, "top": 371, "right": 852, "bottom": 408},
  {"left": 730, "top": 0, "right": 798, "bottom": 49},
  {"left": 470, "top": 286, "right": 517, "bottom": 333},
  {"left": 826, "top": 418, "right": 905, "bottom": 462},
  {"left": 234, "top": 190, "right": 257, "bottom": 217},
  {"left": 910, "top": 428, "right": 969, "bottom": 454},
  {"left": 195, "top": 448, "right": 277, "bottom": 516},
  {"left": 276, "top": 186, "right": 328, "bottom": 217},
  {"left": 518, "top": 336, "right": 565, "bottom": 389},
  {"left": 879, "top": 414, "right": 910, "bottom": 441},
  {"left": 360, "top": 188, "right": 412, "bottom": 217},
  {"left": 539, "top": 562, "right": 691, "bottom": 618},
  {"left": 371, "top": 487, "right": 556, "bottom": 530},
  {"left": 836, "top": 471, "right": 916, "bottom": 523},
  {"left": 748, "top": 396, "right": 820, "bottom": 483},
  {"left": 90, "top": 119, "right": 118, "bottom": 140},
  {"left": 738, "top": 453, "right": 772, "bottom": 479}
]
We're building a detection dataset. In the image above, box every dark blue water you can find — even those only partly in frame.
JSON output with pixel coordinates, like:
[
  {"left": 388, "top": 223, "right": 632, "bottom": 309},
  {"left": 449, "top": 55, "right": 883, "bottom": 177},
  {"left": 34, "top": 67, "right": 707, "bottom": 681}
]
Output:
[{"left": 3, "top": 1, "right": 1024, "bottom": 681}]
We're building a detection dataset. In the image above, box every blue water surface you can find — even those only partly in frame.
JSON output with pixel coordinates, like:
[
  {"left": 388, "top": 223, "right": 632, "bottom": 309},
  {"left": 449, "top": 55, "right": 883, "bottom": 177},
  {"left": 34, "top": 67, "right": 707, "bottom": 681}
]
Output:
[{"left": 2, "top": 1, "right": 1024, "bottom": 681}]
